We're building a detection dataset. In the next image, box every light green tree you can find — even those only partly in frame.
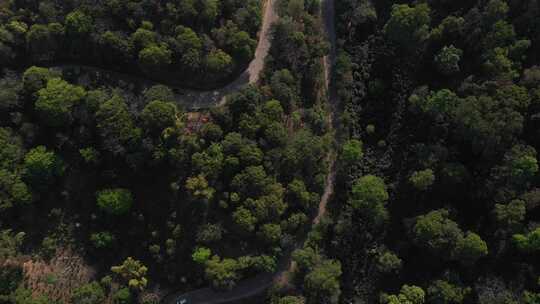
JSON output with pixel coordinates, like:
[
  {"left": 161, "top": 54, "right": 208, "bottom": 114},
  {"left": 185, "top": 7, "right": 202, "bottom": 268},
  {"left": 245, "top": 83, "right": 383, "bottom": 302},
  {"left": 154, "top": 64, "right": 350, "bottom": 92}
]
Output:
[
  {"left": 35, "top": 78, "right": 86, "bottom": 126},
  {"left": 111, "top": 257, "right": 148, "bottom": 291},
  {"left": 342, "top": 139, "right": 363, "bottom": 164},
  {"left": 96, "top": 188, "right": 133, "bottom": 216},
  {"left": 409, "top": 169, "right": 435, "bottom": 191},
  {"left": 23, "top": 146, "right": 63, "bottom": 189}
]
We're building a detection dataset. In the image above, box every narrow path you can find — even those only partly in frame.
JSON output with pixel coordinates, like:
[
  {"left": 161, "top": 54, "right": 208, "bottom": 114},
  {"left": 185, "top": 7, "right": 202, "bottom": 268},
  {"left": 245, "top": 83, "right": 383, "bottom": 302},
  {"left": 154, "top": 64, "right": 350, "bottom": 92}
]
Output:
[
  {"left": 162, "top": 0, "right": 339, "bottom": 303},
  {"left": 316, "top": 0, "right": 338, "bottom": 225}
]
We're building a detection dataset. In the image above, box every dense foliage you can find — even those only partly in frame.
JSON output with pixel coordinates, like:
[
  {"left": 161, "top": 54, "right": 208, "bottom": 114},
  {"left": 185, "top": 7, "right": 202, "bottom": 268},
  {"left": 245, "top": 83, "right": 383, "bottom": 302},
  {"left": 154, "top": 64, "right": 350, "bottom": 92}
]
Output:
[
  {"left": 321, "top": 0, "right": 540, "bottom": 303},
  {"left": 0, "top": 0, "right": 263, "bottom": 87}
]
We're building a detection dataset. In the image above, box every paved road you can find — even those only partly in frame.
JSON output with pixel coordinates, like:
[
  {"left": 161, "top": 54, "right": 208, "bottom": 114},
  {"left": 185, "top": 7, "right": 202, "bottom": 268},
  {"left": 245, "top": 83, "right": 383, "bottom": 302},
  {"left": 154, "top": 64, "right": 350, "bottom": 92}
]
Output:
[{"left": 163, "top": 0, "right": 338, "bottom": 303}]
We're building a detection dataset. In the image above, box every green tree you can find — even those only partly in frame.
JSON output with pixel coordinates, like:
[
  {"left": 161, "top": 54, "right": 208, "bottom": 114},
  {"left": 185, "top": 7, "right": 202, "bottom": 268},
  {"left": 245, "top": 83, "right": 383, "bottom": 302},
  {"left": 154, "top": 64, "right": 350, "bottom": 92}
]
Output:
[
  {"left": 173, "top": 26, "right": 202, "bottom": 70},
  {"left": 409, "top": 88, "right": 459, "bottom": 117},
  {"left": 185, "top": 175, "right": 215, "bottom": 201},
  {"left": 205, "top": 255, "right": 241, "bottom": 290},
  {"left": 412, "top": 209, "right": 462, "bottom": 256},
  {"left": 98, "top": 31, "right": 132, "bottom": 64},
  {"left": 0, "top": 262, "right": 22, "bottom": 296},
  {"left": 513, "top": 228, "right": 540, "bottom": 252},
  {"left": 90, "top": 232, "right": 115, "bottom": 249},
  {"left": 303, "top": 259, "right": 342, "bottom": 304},
  {"left": 409, "top": 169, "right": 435, "bottom": 191},
  {"left": 0, "top": 169, "right": 32, "bottom": 209},
  {"left": 231, "top": 165, "right": 268, "bottom": 198},
  {"left": 238, "top": 142, "right": 263, "bottom": 166},
  {"left": 427, "top": 280, "right": 470, "bottom": 304},
  {"left": 96, "top": 188, "right": 133, "bottom": 216},
  {"left": 483, "top": 47, "right": 519, "bottom": 80},
  {"left": 112, "top": 288, "right": 132, "bottom": 304},
  {"left": 196, "top": 224, "right": 223, "bottom": 244},
  {"left": 71, "top": 281, "right": 105, "bottom": 304},
  {"left": 0, "top": 128, "right": 23, "bottom": 170},
  {"left": 258, "top": 223, "right": 282, "bottom": 244},
  {"left": 351, "top": 175, "right": 388, "bottom": 207},
  {"left": 23, "top": 146, "right": 63, "bottom": 189},
  {"left": 288, "top": 179, "right": 317, "bottom": 211},
  {"left": 453, "top": 232, "right": 488, "bottom": 265},
  {"left": 232, "top": 206, "right": 257, "bottom": 232},
  {"left": 0, "top": 230, "right": 25, "bottom": 260},
  {"left": 199, "top": 0, "right": 220, "bottom": 25},
  {"left": 342, "top": 139, "right": 363, "bottom": 164},
  {"left": 292, "top": 246, "right": 322, "bottom": 271},
  {"left": 35, "top": 78, "right": 86, "bottom": 127},
  {"left": 435, "top": 45, "right": 463, "bottom": 75},
  {"left": 201, "top": 123, "right": 224, "bottom": 142},
  {"left": 232, "top": 31, "right": 256, "bottom": 61},
  {"left": 22, "top": 66, "right": 58, "bottom": 95},
  {"left": 96, "top": 95, "right": 141, "bottom": 155},
  {"left": 10, "top": 286, "right": 51, "bottom": 304},
  {"left": 26, "top": 23, "right": 62, "bottom": 62},
  {"left": 130, "top": 28, "right": 157, "bottom": 50},
  {"left": 350, "top": 175, "right": 389, "bottom": 226},
  {"left": 264, "top": 122, "right": 287, "bottom": 147},
  {"left": 79, "top": 147, "right": 100, "bottom": 165},
  {"left": 377, "top": 251, "right": 402, "bottom": 273},
  {"left": 191, "top": 143, "right": 224, "bottom": 180},
  {"left": 65, "top": 10, "right": 92, "bottom": 36},
  {"left": 174, "top": 26, "right": 202, "bottom": 53},
  {"left": 192, "top": 247, "right": 212, "bottom": 264},
  {"left": 111, "top": 257, "right": 148, "bottom": 291},
  {"left": 383, "top": 3, "right": 431, "bottom": 49},
  {"left": 139, "top": 44, "right": 172, "bottom": 71},
  {"left": 381, "top": 285, "right": 426, "bottom": 304},
  {"left": 273, "top": 296, "right": 306, "bottom": 304},
  {"left": 143, "top": 85, "right": 175, "bottom": 103},
  {"left": 141, "top": 100, "right": 178, "bottom": 132},
  {"left": 493, "top": 199, "right": 526, "bottom": 231},
  {"left": 206, "top": 49, "right": 233, "bottom": 75}
]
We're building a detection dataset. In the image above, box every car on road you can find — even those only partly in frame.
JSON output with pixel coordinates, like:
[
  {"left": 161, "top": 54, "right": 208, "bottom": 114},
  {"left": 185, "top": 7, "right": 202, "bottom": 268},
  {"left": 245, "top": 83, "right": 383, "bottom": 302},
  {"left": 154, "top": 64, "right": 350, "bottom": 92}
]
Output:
[{"left": 176, "top": 299, "right": 187, "bottom": 304}]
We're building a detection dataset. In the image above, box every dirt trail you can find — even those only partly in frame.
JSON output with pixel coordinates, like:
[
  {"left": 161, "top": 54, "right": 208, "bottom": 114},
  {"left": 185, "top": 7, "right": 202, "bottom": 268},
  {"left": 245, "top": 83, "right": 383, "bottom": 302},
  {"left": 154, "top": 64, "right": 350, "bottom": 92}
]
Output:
[
  {"left": 53, "top": 0, "right": 278, "bottom": 111},
  {"left": 277, "top": 0, "right": 338, "bottom": 280},
  {"left": 315, "top": 0, "right": 338, "bottom": 225},
  {"left": 179, "top": 0, "right": 279, "bottom": 109},
  {"left": 163, "top": 0, "right": 339, "bottom": 302}
]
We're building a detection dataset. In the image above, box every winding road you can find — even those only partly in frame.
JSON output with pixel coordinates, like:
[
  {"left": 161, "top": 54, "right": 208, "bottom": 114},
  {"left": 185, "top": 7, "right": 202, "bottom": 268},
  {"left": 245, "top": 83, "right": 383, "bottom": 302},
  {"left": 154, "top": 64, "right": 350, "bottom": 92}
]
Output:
[
  {"left": 55, "top": 0, "right": 277, "bottom": 111},
  {"left": 162, "top": 0, "right": 338, "bottom": 303},
  {"left": 177, "top": 0, "right": 278, "bottom": 110}
]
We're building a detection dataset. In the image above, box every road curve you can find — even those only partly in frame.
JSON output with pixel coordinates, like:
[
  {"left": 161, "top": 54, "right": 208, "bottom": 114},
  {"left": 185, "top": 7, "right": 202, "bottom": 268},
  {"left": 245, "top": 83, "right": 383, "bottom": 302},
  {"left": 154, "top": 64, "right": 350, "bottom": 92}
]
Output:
[
  {"left": 52, "top": 0, "right": 277, "bottom": 111},
  {"left": 178, "top": 0, "right": 279, "bottom": 110},
  {"left": 162, "top": 0, "right": 338, "bottom": 303}
]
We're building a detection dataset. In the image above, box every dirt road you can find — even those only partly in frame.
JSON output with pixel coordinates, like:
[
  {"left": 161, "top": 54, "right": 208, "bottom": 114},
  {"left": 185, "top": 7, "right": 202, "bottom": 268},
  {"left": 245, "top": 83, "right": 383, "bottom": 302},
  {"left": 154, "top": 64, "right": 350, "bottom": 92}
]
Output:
[
  {"left": 53, "top": 0, "right": 278, "bottom": 111},
  {"left": 163, "top": 0, "right": 339, "bottom": 303},
  {"left": 178, "top": 0, "right": 279, "bottom": 109}
]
